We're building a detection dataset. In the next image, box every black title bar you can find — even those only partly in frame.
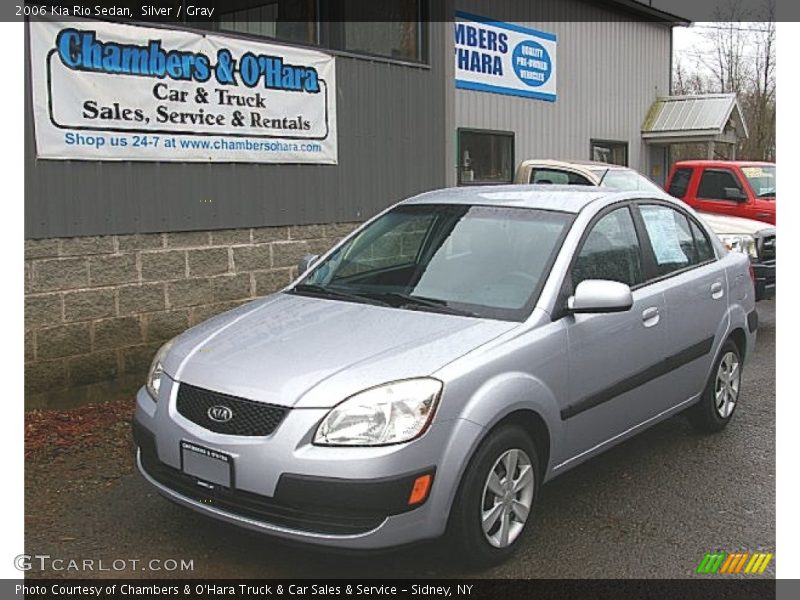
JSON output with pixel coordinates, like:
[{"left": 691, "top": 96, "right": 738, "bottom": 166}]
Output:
[
  {"left": 4, "top": 578, "right": 784, "bottom": 600},
  {"left": 1, "top": 0, "right": 789, "bottom": 23}
]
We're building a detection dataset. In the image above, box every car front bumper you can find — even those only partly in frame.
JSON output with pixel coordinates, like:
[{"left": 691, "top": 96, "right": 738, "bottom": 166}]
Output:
[
  {"left": 752, "top": 260, "right": 775, "bottom": 301},
  {"left": 133, "top": 380, "right": 482, "bottom": 549}
]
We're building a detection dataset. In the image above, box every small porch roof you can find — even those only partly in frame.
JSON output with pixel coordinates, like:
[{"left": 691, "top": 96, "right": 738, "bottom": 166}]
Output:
[{"left": 642, "top": 93, "right": 749, "bottom": 144}]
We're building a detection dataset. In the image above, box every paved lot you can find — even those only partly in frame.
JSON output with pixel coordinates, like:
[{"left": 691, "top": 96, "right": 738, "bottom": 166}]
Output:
[{"left": 25, "top": 300, "right": 775, "bottom": 578}]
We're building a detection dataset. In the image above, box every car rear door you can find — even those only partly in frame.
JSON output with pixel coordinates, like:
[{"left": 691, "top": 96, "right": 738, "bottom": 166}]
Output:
[
  {"left": 634, "top": 202, "right": 729, "bottom": 409},
  {"left": 561, "top": 204, "right": 670, "bottom": 459}
]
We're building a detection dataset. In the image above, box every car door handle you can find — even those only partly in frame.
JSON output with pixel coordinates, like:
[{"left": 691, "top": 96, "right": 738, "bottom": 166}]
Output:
[
  {"left": 756, "top": 212, "right": 771, "bottom": 219},
  {"left": 642, "top": 307, "right": 660, "bottom": 327},
  {"left": 711, "top": 282, "right": 724, "bottom": 300}
]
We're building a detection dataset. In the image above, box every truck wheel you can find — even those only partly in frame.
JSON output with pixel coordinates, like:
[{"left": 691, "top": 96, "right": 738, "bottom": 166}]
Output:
[
  {"left": 446, "top": 425, "right": 539, "bottom": 568},
  {"left": 688, "top": 339, "right": 742, "bottom": 432}
]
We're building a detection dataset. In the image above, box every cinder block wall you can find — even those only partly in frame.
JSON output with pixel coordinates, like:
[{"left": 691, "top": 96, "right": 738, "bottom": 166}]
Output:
[{"left": 24, "top": 223, "right": 359, "bottom": 409}]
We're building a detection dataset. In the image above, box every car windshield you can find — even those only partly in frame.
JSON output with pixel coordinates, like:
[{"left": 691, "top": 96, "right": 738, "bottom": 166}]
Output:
[
  {"left": 294, "top": 204, "right": 573, "bottom": 321},
  {"left": 595, "top": 168, "right": 663, "bottom": 193},
  {"left": 741, "top": 165, "right": 776, "bottom": 198}
]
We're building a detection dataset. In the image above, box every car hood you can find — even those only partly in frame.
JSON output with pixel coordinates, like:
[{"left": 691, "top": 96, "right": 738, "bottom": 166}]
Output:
[
  {"left": 696, "top": 211, "right": 775, "bottom": 236},
  {"left": 164, "top": 293, "right": 517, "bottom": 408}
]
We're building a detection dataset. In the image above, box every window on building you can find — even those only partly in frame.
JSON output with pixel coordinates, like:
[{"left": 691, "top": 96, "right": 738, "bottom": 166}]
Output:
[
  {"left": 324, "top": 0, "right": 424, "bottom": 61},
  {"left": 667, "top": 167, "right": 693, "bottom": 198},
  {"left": 211, "top": 1, "right": 319, "bottom": 45},
  {"left": 458, "top": 130, "right": 514, "bottom": 185},
  {"left": 590, "top": 140, "right": 628, "bottom": 166},
  {"left": 697, "top": 168, "right": 746, "bottom": 201},
  {"left": 196, "top": 0, "right": 426, "bottom": 62}
]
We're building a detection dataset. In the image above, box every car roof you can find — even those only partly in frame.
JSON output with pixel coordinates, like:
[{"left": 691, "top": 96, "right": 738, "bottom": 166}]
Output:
[
  {"left": 559, "top": 160, "right": 617, "bottom": 169},
  {"left": 518, "top": 158, "right": 629, "bottom": 171},
  {"left": 402, "top": 184, "right": 636, "bottom": 214},
  {"left": 673, "top": 160, "right": 775, "bottom": 167}
]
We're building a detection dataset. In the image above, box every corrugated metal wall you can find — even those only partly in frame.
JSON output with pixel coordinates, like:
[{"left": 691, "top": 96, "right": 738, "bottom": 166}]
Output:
[
  {"left": 452, "top": 0, "right": 672, "bottom": 180},
  {"left": 24, "top": 23, "right": 449, "bottom": 239}
]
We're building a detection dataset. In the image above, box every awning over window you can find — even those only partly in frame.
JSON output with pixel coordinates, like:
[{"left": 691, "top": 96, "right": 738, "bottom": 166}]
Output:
[{"left": 642, "top": 93, "right": 748, "bottom": 145}]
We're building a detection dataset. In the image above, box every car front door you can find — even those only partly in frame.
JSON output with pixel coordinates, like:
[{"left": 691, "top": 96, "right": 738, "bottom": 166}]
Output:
[
  {"left": 635, "top": 202, "right": 729, "bottom": 409},
  {"left": 694, "top": 167, "right": 750, "bottom": 218},
  {"left": 561, "top": 205, "right": 670, "bottom": 460}
]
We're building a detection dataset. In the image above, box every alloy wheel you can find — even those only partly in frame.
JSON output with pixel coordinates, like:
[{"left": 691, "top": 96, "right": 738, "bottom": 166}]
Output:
[
  {"left": 715, "top": 351, "right": 741, "bottom": 419},
  {"left": 480, "top": 448, "right": 535, "bottom": 548}
]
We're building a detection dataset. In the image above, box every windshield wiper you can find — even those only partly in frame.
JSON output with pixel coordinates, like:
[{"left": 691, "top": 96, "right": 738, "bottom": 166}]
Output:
[
  {"left": 757, "top": 190, "right": 776, "bottom": 198},
  {"left": 291, "top": 284, "right": 391, "bottom": 307},
  {"left": 367, "top": 291, "right": 478, "bottom": 317}
]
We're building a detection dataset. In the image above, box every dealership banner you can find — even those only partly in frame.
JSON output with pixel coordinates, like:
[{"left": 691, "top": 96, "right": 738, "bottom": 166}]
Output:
[
  {"left": 454, "top": 11, "right": 557, "bottom": 102},
  {"left": 29, "top": 19, "right": 337, "bottom": 163}
]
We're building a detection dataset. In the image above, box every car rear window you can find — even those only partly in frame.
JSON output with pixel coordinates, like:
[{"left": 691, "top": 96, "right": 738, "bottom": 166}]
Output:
[
  {"left": 599, "top": 169, "right": 662, "bottom": 193},
  {"left": 529, "top": 168, "right": 593, "bottom": 186},
  {"left": 667, "top": 168, "right": 692, "bottom": 199}
]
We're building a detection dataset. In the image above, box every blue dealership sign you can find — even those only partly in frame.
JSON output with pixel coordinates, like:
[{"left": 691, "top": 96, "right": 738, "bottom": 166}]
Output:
[{"left": 454, "top": 11, "right": 557, "bottom": 102}]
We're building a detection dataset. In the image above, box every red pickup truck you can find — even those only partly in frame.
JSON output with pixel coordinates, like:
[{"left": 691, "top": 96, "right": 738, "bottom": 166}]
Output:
[{"left": 665, "top": 160, "right": 775, "bottom": 225}]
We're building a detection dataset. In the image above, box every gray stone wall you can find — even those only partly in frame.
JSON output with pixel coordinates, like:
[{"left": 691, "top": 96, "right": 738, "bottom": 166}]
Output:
[{"left": 24, "top": 223, "right": 359, "bottom": 409}]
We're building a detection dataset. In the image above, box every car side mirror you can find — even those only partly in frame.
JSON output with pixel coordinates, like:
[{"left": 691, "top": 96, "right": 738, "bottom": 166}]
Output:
[
  {"left": 724, "top": 187, "right": 747, "bottom": 202},
  {"left": 297, "top": 254, "right": 319, "bottom": 274},
  {"left": 567, "top": 280, "right": 633, "bottom": 314}
]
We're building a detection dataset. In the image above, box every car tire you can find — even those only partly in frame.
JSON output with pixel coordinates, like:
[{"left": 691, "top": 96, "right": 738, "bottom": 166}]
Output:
[
  {"left": 688, "top": 339, "right": 742, "bottom": 433},
  {"left": 445, "top": 425, "right": 539, "bottom": 569}
]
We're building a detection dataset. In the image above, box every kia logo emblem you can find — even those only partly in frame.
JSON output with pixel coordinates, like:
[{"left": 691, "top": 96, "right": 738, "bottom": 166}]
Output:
[{"left": 207, "top": 405, "right": 233, "bottom": 423}]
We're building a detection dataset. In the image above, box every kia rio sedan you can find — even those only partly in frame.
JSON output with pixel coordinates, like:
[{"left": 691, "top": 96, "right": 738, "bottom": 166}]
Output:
[{"left": 133, "top": 185, "right": 757, "bottom": 567}]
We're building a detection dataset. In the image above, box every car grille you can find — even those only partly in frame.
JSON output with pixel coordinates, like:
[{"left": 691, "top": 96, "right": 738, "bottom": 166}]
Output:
[
  {"left": 176, "top": 383, "right": 287, "bottom": 436},
  {"left": 136, "top": 441, "right": 385, "bottom": 536},
  {"left": 757, "top": 233, "right": 776, "bottom": 262}
]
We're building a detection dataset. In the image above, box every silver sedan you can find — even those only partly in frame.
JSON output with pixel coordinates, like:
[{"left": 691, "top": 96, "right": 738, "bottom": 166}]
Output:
[{"left": 133, "top": 185, "right": 756, "bottom": 567}]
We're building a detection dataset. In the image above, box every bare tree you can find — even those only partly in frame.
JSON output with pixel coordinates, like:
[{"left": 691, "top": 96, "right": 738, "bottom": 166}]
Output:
[
  {"left": 671, "top": 0, "right": 776, "bottom": 161},
  {"left": 701, "top": 0, "right": 753, "bottom": 93},
  {"left": 672, "top": 57, "right": 708, "bottom": 95},
  {"left": 742, "top": 0, "right": 776, "bottom": 160}
]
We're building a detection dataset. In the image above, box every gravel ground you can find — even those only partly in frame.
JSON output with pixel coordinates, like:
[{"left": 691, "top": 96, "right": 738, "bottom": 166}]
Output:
[{"left": 25, "top": 300, "right": 775, "bottom": 579}]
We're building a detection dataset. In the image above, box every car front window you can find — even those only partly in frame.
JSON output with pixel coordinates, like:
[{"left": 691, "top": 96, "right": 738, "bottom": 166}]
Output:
[
  {"left": 741, "top": 165, "right": 776, "bottom": 198},
  {"left": 296, "top": 204, "right": 573, "bottom": 321},
  {"left": 572, "top": 207, "right": 644, "bottom": 288}
]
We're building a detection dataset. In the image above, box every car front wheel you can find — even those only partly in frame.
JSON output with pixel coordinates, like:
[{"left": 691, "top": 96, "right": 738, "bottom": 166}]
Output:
[{"left": 446, "top": 425, "right": 539, "bottom": 568}]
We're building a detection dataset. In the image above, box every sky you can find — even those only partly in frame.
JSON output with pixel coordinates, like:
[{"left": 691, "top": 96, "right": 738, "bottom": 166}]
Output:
[
  {"left": 671, "top": 20, "right": 774, "bottom": 86},
  {"left": 673, "top": 24, "right": 707, "bottom": 54}
]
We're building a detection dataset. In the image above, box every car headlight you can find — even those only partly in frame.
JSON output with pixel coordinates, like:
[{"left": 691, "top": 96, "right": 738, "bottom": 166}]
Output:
[
  {"left": 146, "top": 338, "right": 176, "bottom": 401},
  {"left": 719, "top": 234, "right": 758, "bottom": 259},
  {"left": 314, "top": 378, "right": 443, "bottom": 446}
]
